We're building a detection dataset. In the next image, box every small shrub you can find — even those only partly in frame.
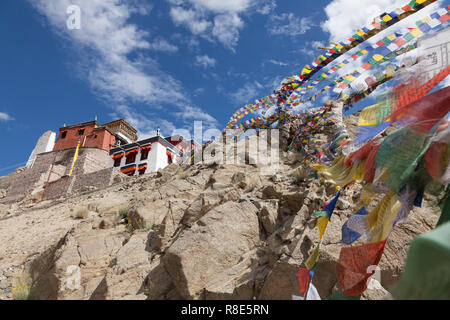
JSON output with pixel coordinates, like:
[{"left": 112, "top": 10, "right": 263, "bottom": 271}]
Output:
[
  {"left": 177, "top": 171, "right": 189, "bottom": 180},
  {"left": 126, "top": 217, "right": 153, "bottom": 232},
  {"left": 75, "top": 206, "right": 89, "bottom": 219},
  {"left": 12, "top": 275, "right": 33, "bottom": 300},
  {"left": 293, "top": 166, "right": 309, "bottom": 183}
]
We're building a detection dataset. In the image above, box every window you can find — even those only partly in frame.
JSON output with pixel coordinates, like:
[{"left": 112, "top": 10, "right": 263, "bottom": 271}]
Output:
[
  {"left": 114, "top": 158, "right": 121, "bottom": 167},
  {"left": 167, "top": 154, "right": 173, "bottom": 164},
  {"left": 112, "top": 153, "right": 124, "bottom": 167},
  {"left": 126, "top": 153, "right": 136, "bottom": 164},
  {"left": 138, "top": 165, "right": 147, "bottom": 175},
  {"left": 140, "top": 146, "right": 151, "bottom": 161},
  {"left": 120, "top": 166, "right": 136, "bottom": 176},
  {"left": 125, "top": 149, "right": 138, "bottom": 164},
  {"left": 78, "top": 129, "right": 85, "bottom": 136},
  {"left": 60, "top": 131, "right": 67, "bottom": 139}
]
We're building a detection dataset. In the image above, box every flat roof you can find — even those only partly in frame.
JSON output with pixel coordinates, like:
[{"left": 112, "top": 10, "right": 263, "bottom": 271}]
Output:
[{"left": 110, "top": 135, "right": 182, "bottom": 156}]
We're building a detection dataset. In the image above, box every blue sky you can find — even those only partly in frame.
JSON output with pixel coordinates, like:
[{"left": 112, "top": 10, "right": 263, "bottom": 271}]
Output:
[{"left": 0, "top": 0, "right": 447, "bottom": 174}]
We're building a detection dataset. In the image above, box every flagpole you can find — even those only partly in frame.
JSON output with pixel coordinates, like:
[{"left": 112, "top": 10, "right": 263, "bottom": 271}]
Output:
[{"left": 68, "top": 141, "right": 80, "bottom": 177}]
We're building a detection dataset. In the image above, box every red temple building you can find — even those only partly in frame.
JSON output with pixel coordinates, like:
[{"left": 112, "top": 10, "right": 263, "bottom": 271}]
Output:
[{"left": 53, "top": 119, "right": 138, "bottom": 152}]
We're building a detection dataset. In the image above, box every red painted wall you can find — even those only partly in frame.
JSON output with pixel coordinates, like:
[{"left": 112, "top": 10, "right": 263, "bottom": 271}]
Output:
[{"left": 53, "top": 124, "right": 116, "bottom": 152}]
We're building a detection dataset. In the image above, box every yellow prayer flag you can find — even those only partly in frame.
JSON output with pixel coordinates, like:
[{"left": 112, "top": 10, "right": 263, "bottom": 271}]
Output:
[
  {"left": 292, "top": 83, "right": 299, "bottom": 89},
  {"left": 304, "top": 246, "right": 320, "bottom": 269},
  {"left": 373, "top": 54, "right": 384, "bottom": 62},
  {"left": 387, "top": 34, "right": 396, "bottom": 41},
  {"left": 416, "top": 0, "right": 427, "bottom": 3},
  {"left": 344, "top": 74, "right": 356, "bottom": 81},
  {"left": 357, "top": 29, "right": 366, "bottom": 37},
  {"left": 422, "top": 16, "right": 431, "bottom": 24},
  {"left": 382, "top": 14, "right": 392, "bottom": 22},
  {"left": 410, "top": 28, "right": 423, "bottom": 38},
  {"left": 317, "top": 216, "right": 330, "bottom": 239},
  {"left": 366, "top": 190, "right": 402, "bottom": 242},
  {"left": 361, "top": 49, "right": 368, "bottom": 55}
]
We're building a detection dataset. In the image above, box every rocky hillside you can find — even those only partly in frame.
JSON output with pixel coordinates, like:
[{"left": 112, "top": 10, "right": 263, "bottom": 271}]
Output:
[{"left": 0, "top": 110, "right": 439, "bottom": 300}]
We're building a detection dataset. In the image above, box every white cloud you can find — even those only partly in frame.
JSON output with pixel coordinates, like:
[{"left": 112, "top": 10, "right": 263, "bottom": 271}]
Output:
[
  {"left": 195, "top": 55, "right": 216, "bottom": 68},
  {"left": 229, "top": 75, "right": 282, "bottom": 105},
  {"left": 294, "top": 40, "right": 328, "bottom": 57},
  {"left": 148, "top": 39, "right": 179, "bottom": 52},
  {"left": 167, "top": 0, "right": 269, "bottom": 50},
  {"left": 0, "top": 112, "right": 13, "bottom": 121},
  {"left": 268, "top": 13, "right": 313, "bottom": 37},
  {"left": 29, "top": 0, "right": 218, "bottom": 135},
  {"left": 257, "top": 0, "right": 276, "bottom": 15},
  {"left": 267, "top": 59, "right": 288, "bottom": 66},
  {"left": 322, "top": 0, "right": 444, "bottom": 41},
  {"left": 230, "top": 83, "right": 261, "bottom": 104},
  {"left": 212, "top": 13, "right": 244, "bottom": 49},
  {"left": 30, "top": 0, "right": 184, "bottom": 105},
  {"left": 170, "top": 6, "right": 212, "bottom": 35},
  {"left": 175, "top": 105, "right": 218, "bottom": 124}
]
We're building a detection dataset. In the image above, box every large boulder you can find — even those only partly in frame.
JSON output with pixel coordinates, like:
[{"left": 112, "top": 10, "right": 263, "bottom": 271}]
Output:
[{"left": 163, "top": 201, "right": 260, "bottom": 299}]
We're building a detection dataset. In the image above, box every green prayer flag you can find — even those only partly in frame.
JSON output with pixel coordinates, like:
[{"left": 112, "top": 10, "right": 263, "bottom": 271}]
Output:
[
  {"left": 314, "top": 211, "right": 328, "bottom": 217},
  {"left": 390, "top": 221, "right": 450, "bottom": 300}
]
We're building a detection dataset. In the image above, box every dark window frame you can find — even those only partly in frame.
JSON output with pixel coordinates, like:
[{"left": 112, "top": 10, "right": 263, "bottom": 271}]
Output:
[
  {"left": 113, "top": 158, "right": 121, "bottom": 167},
  {"left": 125, "top": 153, "right": 137, "bottom": 165}
]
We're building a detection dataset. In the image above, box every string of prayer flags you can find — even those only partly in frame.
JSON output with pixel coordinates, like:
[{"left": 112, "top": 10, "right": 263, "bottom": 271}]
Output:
[
  {"left": 288, "top": 6, "right": 449, "bottom": 110},
  {"left": 295, "top": 0, "right": 436, "bottom": 84}
]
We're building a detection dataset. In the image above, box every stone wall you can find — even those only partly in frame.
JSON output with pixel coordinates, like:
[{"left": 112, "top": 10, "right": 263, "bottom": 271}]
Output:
[
  {"left": 42, "top": 176, "right": 75, "bottom": 200},
  {"left": 43, "top": 167, "right": 126, "bottom": 200},
  {"left": 0, "top": 147, "right": 112, "bottom": 204},
  {"left": 71, "top": 167, "right": 125, "bottom": 195}
]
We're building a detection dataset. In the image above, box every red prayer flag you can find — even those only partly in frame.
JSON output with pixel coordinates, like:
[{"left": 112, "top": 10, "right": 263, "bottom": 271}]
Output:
[
  {"left": 402, "top": 5, "right": 411, "bottom": 11},
  {"left": 337, "top": 240, "right": 386, "bottom": 296},
  {"left": 297, "top": 268, "right": 310, "bottom": 294},
  {"left": 395, "top": 38, "right": 407, "bottom": 47},
  {"left": 440, "top": 14, "right": 450, "bottom": 23},
  {"left": 364, "top": 143, "right": 380, "bottom": 183}
]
